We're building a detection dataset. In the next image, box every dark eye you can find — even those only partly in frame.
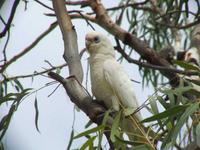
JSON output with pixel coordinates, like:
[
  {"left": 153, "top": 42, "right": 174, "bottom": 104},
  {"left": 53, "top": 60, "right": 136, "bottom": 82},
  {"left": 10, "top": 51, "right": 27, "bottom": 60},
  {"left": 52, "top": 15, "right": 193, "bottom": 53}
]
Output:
[{"left": 93, "top": 36, "right": 100, "bottom": 43}]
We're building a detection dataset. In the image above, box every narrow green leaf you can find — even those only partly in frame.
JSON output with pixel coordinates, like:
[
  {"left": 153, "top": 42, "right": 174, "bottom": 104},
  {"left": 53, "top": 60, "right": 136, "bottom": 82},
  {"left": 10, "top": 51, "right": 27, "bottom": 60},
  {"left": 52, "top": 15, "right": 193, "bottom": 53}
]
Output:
[
  {"left": 98, "top": 109, "right": 111, "bottom": 149},
  {"left": 0, "top": 115, "right": 7, "bottom": 131},
  {"left": 110, "top": 111, "right": 121, "bottom": 142},
  {"left": 141, "top": 105, "right": 189, "bottom": 123},
  {"left": 157, "top": 96, "right": 169, "bottom": 109},
  {"left": 15, "top": 88, "right": 32, "bottom": 103},
  {"left": 0, "top": 142, "right": 4, "bottom": 150},
  {"left": 115, "top": 135, "right": 137, "bottom": 146},
  {"left": 134, "top": 144, "right": 153, "bottom": 150},
  {"left": 80, "top": 136, "right": 96, "bottom": 150},
  {"left": 102, "top": 109, "right": 111, "bottom": 125},
  {"left": 196, "top": 123, "right": 200, "bottom": 147},
  {"left": 3, "top": 81, "right": 7, "bottom": 96},
  {"left": 149, "top": 96, "right": 159, "bottom": 114},
  {"left": 34, "top": 97, "right": 40, "bottom": 133},
  {"left": 173, "top": 60, "right": 200, "bottom": 71},
  {"left": 67, "top": 129, "right": 74, "bottom": 150},
  {"left": 85, "top": 120, "right": 93, "bottom": 129},
  {"left": 184, "top": 0, "right": 189, "bottom": 17},
  {"left": 0, "top": 104, "right": 15, "bottom": 141},
  {"left": 73, "top": 125, "right": 104, "bottom": 139},
  {"left": 14, "top": 79, "right": 24, "bottom": 91},
  {"left": 0, "top": 93, "right": 17, "bottom": 105},
  {"left": 171, "top": 103, "right": 199, "bottom": 144}
]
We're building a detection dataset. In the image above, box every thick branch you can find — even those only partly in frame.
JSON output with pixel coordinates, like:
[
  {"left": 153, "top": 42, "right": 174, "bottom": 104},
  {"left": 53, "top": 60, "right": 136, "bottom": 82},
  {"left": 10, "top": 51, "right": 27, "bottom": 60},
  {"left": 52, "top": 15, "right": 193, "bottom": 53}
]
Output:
[
  {"left": 114, "top": 46, "right": 200, "bottom": 76},
  {"left": 52, "top": 0, "right": 83, "bottom": 82},
  {"left": 48, "top": 72, "right": 114, "bottom": 149},
  {"left": 87, "top": 0, "right": 179, "bottom": 86}
]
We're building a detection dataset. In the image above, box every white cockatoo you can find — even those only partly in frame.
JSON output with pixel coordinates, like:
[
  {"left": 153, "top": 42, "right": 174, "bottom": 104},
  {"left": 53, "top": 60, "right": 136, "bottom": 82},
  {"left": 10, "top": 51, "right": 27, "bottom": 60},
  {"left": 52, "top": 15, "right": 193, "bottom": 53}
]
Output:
[
  {"left": 85, "top": 31, "right": 144, "bottom": 142},
  {"left": 182, "top": 47, "right": 200, "bottom": 92}
]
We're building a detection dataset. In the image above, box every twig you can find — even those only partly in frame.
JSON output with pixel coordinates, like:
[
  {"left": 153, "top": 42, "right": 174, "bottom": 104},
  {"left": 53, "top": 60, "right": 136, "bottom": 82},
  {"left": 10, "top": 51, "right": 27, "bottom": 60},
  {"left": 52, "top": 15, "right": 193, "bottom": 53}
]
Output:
[
  {"left": 0, "top": 22, "right": 57, "bottom": 73},
  {"left": 22, "top": 0, "right": 28, "bottom": 11},
  {"left": 2, "top": 47, "right": 87, "bottom": 83},
  {"left": 34, "top": 0, "right": 54, "bottom": 11},
  {"left": 155, "top": 10, "right": 197, "bottom": 20},
  {"left": 65, "top": 0, "right": 90, "bottom": 7},
  {"left": 0, "top": 0, "right": 20, "bottom": 38},
  {"left": 106, "top": 3, "right": 153, "bottom": 13},
  {"left": 156, "top": 18, "right": 200, "bottom": 30},
  {"left": 2, "top": 29, "right": 10, "bottom": 63},
  {"left": 45, "top": 12, "right": 96, "bottom": 22},
  {"left": 1, "top": 63, "right": 67, "bottom": 83},
  {"left": 74, "top": 11, "right": 95, "bottom": 30},
  {"left": 47, "top": 84, "right": 61, "bottom": 97}
]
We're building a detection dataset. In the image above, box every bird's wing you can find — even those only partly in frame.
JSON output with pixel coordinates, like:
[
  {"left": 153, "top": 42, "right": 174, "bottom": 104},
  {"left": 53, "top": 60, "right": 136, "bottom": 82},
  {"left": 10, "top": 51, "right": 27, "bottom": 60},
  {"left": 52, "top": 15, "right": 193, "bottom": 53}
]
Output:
[{"left": 103, "top": 59, "right": 139, "bottom": 111}]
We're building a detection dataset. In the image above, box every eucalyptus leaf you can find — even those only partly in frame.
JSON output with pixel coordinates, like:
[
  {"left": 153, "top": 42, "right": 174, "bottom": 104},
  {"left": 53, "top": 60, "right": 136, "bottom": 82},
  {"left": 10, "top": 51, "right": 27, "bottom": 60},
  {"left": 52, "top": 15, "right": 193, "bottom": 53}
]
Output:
[
  {"left": 196, "top": 123, "right": 200, "bottom": 147},
  {"left": 173, "top": 60, "right": 200, "bottom": 71},
  {"left": 110, "top": 111, "right": 121, "bottom": 142},
  {"left": 34, "top": 97, "right": 40, "bottom": 133},
  {"left": 141, "top": 105, "right": 189, "bottom": 123},
  {"left": 80, "top": 136, "right": 96, "bottom": 150},
  {"left": 74, "top": 125, "right": 104, "bottom": 139},
  {"left": 171, "top": 103, "right": 199, "bottom": 143}
]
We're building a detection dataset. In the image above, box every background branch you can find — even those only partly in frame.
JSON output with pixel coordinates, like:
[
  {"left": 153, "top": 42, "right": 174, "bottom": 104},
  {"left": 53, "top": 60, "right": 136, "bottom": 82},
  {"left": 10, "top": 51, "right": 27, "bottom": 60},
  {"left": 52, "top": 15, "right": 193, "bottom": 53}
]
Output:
[
  {"left": 0, "top": 0, "right": 20, "bottom": 38},
  {"left": 0, "top": 22, "right": 57, "bottom": 73}
]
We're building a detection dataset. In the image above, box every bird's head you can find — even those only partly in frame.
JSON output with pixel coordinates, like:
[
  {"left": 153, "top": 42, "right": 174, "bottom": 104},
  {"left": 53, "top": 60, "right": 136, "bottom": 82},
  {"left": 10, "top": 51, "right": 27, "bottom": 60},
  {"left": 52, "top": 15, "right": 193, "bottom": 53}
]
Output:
[{"left": 85, "top": 31, "right": 115, "bottom": 56}]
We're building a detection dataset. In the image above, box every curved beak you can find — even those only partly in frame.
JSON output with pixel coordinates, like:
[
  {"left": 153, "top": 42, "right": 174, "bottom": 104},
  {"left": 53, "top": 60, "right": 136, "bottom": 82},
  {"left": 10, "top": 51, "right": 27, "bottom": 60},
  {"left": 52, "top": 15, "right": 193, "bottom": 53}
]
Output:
[{"left": 85, "top": 36, "right": 92, "bottom": 49}]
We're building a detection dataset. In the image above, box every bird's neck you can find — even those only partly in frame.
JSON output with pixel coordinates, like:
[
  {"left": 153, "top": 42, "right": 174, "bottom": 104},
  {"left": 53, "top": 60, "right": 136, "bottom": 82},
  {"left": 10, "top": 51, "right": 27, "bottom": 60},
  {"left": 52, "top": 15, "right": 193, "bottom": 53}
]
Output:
[{"left": 89, "top": 54, "right": 115, "bottom": 67}]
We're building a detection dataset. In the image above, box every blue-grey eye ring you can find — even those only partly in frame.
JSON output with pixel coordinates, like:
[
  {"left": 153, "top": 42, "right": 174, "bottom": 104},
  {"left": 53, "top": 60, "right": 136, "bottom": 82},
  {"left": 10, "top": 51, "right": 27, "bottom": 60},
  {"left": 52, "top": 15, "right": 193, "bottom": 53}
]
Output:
[{"left": 94, "top": 36, "right": 100, "bottom": 43}]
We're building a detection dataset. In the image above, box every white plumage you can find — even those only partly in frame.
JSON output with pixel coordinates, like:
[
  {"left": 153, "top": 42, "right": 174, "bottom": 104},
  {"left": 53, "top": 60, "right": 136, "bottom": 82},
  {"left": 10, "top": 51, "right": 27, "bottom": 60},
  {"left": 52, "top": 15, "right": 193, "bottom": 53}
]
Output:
[
  {"left": 85, "top": 31, "right": 143, "bottom": 142},
  {"left": 85, "top": 31, "right": 140, "bottom": 116}
]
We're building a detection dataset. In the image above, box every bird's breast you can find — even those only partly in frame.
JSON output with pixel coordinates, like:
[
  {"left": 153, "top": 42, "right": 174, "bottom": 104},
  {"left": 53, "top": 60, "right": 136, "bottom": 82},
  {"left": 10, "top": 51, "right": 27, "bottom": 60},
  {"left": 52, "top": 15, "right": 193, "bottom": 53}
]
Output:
[{"left": 89, "top": 58, "right": 113, "bottom": 108}]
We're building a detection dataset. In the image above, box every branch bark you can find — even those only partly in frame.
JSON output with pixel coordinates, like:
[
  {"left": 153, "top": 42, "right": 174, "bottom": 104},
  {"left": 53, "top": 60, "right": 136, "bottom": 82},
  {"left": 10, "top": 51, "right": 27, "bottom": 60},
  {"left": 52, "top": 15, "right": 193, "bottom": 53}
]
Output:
[
  {"left": 48, "top": 72, "right": 114, "bottom": 149},
  {"left": 52, "top": 0, "right": 83, "bottom": 82},
  {"left": 51, "top": 0, "right": 114, "bottom": 148},
  {"left": 87, "top": 0, "right": 179, "bottom": 86}
]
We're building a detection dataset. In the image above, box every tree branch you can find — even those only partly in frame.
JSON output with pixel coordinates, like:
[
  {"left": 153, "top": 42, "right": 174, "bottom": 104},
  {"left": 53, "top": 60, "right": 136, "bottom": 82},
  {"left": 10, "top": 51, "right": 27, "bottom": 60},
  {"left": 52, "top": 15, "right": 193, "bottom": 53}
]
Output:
[
  {"left": 48, "top": 72, "right": 114, "bottom": 149},
  {"left": 52, "top": 0, "right": 83, "bottom": 82},
  {"left": 0, "top": 22, "right": 57, "bottom": 73},
  {"left": 0, "top": 0, "right": 20, "bottom": 38},
  {"left": 87, "top": 0, "right": 179, "bottom": 87},
  {"left": 1, "top": 63, "right": 67, "bottom": 83},
  {"left": 34, "top": 0, "right": 54, "bottom": 11},
  {"left": 114, "top": 45, "right": 200, "bottom": 76}
]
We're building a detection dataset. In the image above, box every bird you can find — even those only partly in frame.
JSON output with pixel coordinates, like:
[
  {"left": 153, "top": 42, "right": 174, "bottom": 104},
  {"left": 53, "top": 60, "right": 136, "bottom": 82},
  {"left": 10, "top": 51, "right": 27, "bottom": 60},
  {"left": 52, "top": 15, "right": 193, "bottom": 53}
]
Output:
[
  {"left": 85, "top": 31, "right": 147, "bottom": 145},
  {"left": 177, "top": 47, "right": 200, "bottom": 66}
]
